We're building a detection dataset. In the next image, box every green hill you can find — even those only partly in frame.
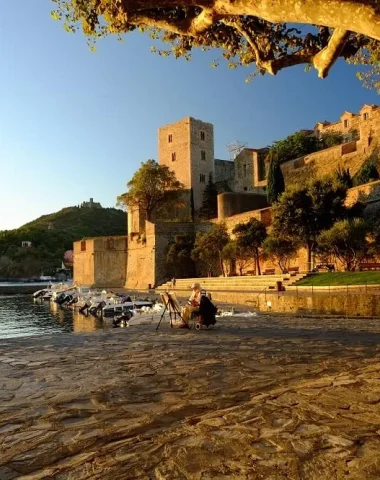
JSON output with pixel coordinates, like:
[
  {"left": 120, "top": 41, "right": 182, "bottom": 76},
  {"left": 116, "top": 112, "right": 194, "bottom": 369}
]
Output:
[{"left": 0, "top": 206, "right": 127, "bottom": 279}]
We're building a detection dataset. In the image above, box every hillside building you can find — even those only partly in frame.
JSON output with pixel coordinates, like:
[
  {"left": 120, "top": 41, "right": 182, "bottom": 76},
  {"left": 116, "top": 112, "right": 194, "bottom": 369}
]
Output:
[{"left": 80, "top": 198, "right": 102, "bottom": 209}]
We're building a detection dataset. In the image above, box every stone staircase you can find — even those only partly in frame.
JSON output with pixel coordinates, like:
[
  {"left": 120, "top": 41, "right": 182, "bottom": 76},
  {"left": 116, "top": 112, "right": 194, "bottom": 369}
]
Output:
[{"left": 156, "top": 273, "right": 308, "bottom": 294}]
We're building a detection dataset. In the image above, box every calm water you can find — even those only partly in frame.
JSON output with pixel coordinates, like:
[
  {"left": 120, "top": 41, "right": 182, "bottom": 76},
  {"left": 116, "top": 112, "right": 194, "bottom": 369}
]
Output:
[{"left": 0, "top": 295, "right": 104, "bottom": 339}]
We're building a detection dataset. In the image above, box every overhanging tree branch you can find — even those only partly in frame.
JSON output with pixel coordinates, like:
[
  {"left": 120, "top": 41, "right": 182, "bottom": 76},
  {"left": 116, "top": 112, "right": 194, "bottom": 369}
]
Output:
[
  {"left": 313, "top": 28, "right": 350, "bottom": 78},
  {"left": 52, "top": 0, "right": 380, "bottom": 82}
]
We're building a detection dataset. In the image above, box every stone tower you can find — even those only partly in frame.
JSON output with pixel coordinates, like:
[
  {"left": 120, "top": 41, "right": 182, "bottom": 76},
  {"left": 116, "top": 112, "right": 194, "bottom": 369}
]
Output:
[{"left": 158, "top": 117, "right": 215, "bottom": 211}]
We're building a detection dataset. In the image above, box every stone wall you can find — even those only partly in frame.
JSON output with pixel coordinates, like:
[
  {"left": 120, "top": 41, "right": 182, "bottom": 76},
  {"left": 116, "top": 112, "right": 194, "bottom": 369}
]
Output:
[
  {"left": 189, "top": 118, "right": 215, "bottom": 211},
  {"left": 214, "top": 159, "right": 234, "bottom": 191},
  {"left": 217, "top": 192, "right": 269, "bottom": 219},
  {"left": 234, "top": 148, "right": 268, "bottom": 192},
  {"left": 281, "top": 125, "right": 379, "bottom": 188},
  {"left": 158, "top": 117, "right": 215, "bottom": 212},
  {"left": 93, "top": 237, "right": 128, "bottom": 288},
  {"left": 128, "top": 207, "right": 146, "bottom": 235},
  {"left": 125, "top": 221, "right": 156, "bottom": 290},
  {"left": 74, "top": 236, "right": 128, "bottom": 287},
  {"left": 125, "top": 220, "right": 213, "bottom": 290},
  {"left": 197, "top": 289, "right": 380, "bottom": 317},
  {"left": 73, "top": 239, "right": 96, "bottom": 286},
  {"left": 258, "top": 106, "right": 380, "bottom": 190},
  {"left": 346, "top": 179, "right": 380, "bottom": 206}
]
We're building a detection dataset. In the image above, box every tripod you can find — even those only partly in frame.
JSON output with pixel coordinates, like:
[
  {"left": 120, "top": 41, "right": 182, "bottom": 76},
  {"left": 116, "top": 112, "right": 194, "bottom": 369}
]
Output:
[{"left": 155, "top": 292, "right": 189, "bottom": 331}]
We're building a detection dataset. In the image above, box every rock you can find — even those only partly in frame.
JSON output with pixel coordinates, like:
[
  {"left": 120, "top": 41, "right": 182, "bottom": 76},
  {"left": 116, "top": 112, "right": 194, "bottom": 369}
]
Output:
[
  {"left": 321, "top": 434, "right": 354, "bottom": 448},
  {"left": 294, "top": 424, "right": 330, "bottom": 438}
]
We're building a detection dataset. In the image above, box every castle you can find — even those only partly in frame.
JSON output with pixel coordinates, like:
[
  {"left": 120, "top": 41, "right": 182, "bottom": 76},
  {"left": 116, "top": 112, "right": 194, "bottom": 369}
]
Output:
[{"left": 74, "top": 104, "right": 380, "bottom": 288}]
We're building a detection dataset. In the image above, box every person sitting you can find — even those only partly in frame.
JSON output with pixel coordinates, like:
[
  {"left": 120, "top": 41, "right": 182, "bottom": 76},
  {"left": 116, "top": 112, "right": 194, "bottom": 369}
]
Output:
[
  {"left": 184, "top": 282, "right": 216, "bottom": 327},
  {"left": 182, "top": 282, "right": 202, "bottom": 322}
]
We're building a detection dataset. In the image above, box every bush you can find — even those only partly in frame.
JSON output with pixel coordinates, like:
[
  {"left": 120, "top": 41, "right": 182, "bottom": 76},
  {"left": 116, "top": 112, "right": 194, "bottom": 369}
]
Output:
[
  {"left": 352, "top": 159, "right": 379, "bottom": 187},
  {"left": 335, "top": 166, "right": 353, "bottom": 188}
]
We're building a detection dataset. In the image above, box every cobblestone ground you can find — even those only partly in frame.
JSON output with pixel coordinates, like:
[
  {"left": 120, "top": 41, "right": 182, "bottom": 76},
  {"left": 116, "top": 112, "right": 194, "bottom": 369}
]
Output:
[{"left": 1, "top": 315, "right": 380, "bottom": 479}]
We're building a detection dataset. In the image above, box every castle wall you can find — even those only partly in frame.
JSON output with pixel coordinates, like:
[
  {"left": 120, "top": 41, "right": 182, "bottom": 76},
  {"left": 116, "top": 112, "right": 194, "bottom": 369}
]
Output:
[
  {"left": 74, "top": 236, "right": 127, "bottom": 287},
  {"left": 235, "top": 148, "right": 268, "bottom": 192},
  {"left": 234, "top": 149, "right": 255, "bottom": 192},
  {"left": 279, "top": 108, "right": 380, "bottom": 188},
  {"left": 93, "top": 237, "right": 128, "bottom": 288},
  {"left": 73, "top": 239, "right": 95, "bottom": 286},
  {"left": 218, "top": 192, "right": 269, "bottom": 219},
  {"left": 158, "top": 117, "right": 214, "bottom": 212},
  {"left": 125, "top": 221, "right": 156, "bottom": 290},
  {"left": 128, "top": 207, "right": 146, "bottom": 235},
  {"left": 214, "top": 159, "right": 235, "bottom": 190},
  {"left": 125, "top": 221, "right": 212, "bottom": 289},
  {"left": 159, "top": 117, "right": 191, "bottom": 191},
  {"left": 189, "top": 118, "right": 215, "bottom": 211}
]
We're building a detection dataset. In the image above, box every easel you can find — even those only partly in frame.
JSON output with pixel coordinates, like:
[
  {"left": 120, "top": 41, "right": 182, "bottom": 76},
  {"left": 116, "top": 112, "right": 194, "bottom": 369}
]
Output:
[{"left": 155, "top": 292, "right": 189, "bottom": 331}]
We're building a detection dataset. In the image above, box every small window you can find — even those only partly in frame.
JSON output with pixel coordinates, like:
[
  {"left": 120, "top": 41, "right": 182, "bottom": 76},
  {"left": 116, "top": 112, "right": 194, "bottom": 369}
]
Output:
[
  {"left": 200, "top": 173, "right": 206, "bottom": 183},
  {"left": 243, "top": 164, "right": 247, "bottom": 177},
  {"left": 363, "top": 112, "right": 369, "bottom": 120},
  {"left": 201, "top": 150, "right": 206, "bottom": 161},
  {"left": 171, "top": 152, "right": 176, "bottom": 162},
  {"left": 244, "top": 187, "right": 248, "bottom": 191},
  {"left": 168, "top": 134, "right": 173, "bottom": 143},
  {"left": 201, "top": 131, "right": 205, "bottom": 141},
  {"left": 344, "top": 119, "right": 349, "bottom": 128},
  {"left": 81, "top": 240, "right": 86, "bottom": 252}
]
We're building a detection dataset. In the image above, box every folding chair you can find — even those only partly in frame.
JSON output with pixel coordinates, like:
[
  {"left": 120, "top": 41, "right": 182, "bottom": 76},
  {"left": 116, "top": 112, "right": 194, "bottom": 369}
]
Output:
[{"left": 155, "top": 292, "right": 189, "bottom": 331}]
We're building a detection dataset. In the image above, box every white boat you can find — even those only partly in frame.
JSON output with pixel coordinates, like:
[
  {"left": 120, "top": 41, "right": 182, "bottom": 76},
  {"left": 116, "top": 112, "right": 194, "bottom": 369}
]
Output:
[
  {"left": 102, "top": 299, "right": 154, "bottom": 317},
  {"left": 109, "top": 303, "right": 167, "bottom": 327},
  {"left": 33, "top": 282, "right": 72, "bottom": 301}
]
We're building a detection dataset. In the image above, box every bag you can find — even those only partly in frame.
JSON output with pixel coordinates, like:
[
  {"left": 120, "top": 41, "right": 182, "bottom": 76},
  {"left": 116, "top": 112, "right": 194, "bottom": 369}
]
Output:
[{"left": 199, "top": 295, "right": 217, "bottom": 326}]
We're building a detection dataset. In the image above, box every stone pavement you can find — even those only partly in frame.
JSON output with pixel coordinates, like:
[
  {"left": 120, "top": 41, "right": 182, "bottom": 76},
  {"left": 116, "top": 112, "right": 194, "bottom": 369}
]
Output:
[{"left": 1, "top": 315, "right": 380, "bottom": 479}]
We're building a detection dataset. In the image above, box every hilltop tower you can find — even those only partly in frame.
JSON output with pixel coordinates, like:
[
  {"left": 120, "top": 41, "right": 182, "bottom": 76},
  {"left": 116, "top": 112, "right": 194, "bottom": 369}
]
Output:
[{"left": 158, "top": 117, "right": 215, "bottom": 211}]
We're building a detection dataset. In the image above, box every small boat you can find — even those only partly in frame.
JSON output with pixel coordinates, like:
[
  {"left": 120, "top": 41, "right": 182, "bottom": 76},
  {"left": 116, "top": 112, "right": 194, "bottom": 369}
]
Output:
[
  {"left": 102, "top": 300, "right": 153, "bottom": 317},
  {"left": 112, "top": 303, "right": 166, "bottom": 327},
  {"left": 33, "top": 282, "right": 71, "bottom": 301}
]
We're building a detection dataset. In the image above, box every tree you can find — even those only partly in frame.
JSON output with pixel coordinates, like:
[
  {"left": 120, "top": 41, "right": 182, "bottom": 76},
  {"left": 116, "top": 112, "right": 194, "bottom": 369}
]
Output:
[
  {"left": 117, "top": 159, "right": 184, "bottom": 221},
  {"left": 233, "top": 218, "right": 267, "bottom": 275},
  {"left": 262, "top": 236, "right": 301, "bottom": 273},
  {"left": 352, "top": 158, "right": 380, "bottom": 186},
  {"left": 199, "top": 174, "right": 218, "bottom": 219},
  {"left": 267, "top": 154, "right": 285, "bottom": 204},
  {"left": 272, "top": 178, "right": 348, "bottom": 268},
  {"left": 320, "top": 132, "right": 345, "bottom": 149},
  {"left": 222, "top": 240, "right": 252, "bottom": 276},
  {"left": 317, "top": 218, "right": 369, "bottom": 271},
  {"left": 269, "top": 131, "right": 320, "bottom": 164},
  {"left": 191, "top": 223, "right": 229, "bottom": 276},
  {"left": 166, "top": 235, "right": 196, "bottom": 278},
  {"left": 52, "top": 1, "right": 380, "bottom": 88}
]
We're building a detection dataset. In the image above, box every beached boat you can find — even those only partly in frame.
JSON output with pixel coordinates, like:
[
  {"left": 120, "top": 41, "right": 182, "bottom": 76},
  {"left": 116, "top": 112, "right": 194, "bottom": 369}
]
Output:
[
  {"left": 102, "top": 300, "right": 154, "bottom": 317},
  {"left": 33, "top": 283, "right": 72, "bottom": 301}
]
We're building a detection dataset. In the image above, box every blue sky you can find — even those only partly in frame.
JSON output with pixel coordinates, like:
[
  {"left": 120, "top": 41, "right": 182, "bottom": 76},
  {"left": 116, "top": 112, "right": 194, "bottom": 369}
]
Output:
[{"left": 0, "top": 1, "right": 379, "bottom": 230}]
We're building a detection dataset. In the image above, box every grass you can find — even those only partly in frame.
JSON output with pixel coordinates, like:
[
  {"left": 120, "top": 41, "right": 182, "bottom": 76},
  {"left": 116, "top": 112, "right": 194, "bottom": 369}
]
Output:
[{"left": 296, "top": 271, "right": 380, "bottom": 286}]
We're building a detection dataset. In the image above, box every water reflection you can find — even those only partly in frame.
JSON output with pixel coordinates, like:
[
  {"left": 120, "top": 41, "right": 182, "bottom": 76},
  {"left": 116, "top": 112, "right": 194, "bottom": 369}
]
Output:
[{"left": 0, "top": 295, "right": 105, "bottom": 339}]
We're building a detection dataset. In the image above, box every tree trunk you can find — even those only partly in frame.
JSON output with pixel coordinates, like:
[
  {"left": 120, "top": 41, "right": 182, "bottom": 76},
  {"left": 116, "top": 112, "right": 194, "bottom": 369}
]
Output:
[
  {"left": 307, "top": 242, "right": 313, "bottom": 271},
  {"left": 219, "top": 253, "right": 225, "bottom": 277},
  {"left": 255, "top": 248, "right": 261, "bottom": 276}
]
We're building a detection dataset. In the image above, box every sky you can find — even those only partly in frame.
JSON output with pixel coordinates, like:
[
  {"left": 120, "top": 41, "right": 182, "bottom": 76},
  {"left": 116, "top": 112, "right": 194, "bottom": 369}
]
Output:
[{"left": 0, "top": 1, "right": 379, "bottom": 230}]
